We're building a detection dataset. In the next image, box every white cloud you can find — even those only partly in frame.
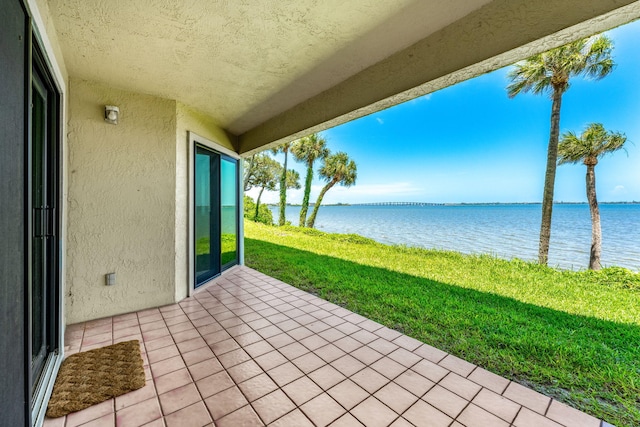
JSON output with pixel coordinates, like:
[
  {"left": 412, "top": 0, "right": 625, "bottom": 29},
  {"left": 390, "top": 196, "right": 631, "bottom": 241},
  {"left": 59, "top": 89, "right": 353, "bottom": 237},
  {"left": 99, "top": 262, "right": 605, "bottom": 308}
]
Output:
[
  {"left": 408, "top": 93, "right": 432, "bottom": 104},
  {"left": 376, "top": 117, "right": 384, "bottom": 124},
  {"left": 246, "top": 182, "right": 424, "bottom": 205},
  {"left": 612, "top": 185, "right": 627, "bottom": 194}
]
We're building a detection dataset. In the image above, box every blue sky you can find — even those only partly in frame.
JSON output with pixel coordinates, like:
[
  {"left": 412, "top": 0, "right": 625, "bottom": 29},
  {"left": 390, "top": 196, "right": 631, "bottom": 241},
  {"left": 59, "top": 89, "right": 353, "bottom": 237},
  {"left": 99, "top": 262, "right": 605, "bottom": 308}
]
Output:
[{"left": 250, "top": 20, "right": 640, "bottom": 205}]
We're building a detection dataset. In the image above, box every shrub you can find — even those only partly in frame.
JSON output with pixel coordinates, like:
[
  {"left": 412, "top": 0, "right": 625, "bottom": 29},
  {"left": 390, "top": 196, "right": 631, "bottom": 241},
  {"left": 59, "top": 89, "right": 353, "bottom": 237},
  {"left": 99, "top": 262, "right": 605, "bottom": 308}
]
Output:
[{"left": 244, "top": 195, "right": 273, "bottom": 225}]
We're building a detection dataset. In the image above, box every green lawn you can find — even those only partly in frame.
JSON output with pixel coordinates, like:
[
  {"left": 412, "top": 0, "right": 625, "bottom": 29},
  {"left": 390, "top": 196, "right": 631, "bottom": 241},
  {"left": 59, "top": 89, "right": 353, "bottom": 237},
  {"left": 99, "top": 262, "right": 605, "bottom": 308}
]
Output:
[{"left": 244, "top": 220, "right": 640, "bottom": 427}]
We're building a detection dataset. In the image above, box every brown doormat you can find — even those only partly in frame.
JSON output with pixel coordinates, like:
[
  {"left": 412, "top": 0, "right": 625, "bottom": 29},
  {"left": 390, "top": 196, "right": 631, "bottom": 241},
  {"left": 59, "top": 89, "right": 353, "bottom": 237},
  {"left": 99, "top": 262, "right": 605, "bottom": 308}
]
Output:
[{"left": 46, "top": 340, "right": 146, "bottom": 418}]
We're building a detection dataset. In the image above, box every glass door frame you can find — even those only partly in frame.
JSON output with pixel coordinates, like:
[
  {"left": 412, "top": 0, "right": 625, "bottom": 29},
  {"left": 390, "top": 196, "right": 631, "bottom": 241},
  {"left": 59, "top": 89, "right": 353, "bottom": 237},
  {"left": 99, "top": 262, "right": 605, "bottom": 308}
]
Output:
[
  {"left": 28, "top": 33, "right": 64, "bottom": 426},
  {"left": 188, "top": 132, "right": 243, "bottom": 294}
]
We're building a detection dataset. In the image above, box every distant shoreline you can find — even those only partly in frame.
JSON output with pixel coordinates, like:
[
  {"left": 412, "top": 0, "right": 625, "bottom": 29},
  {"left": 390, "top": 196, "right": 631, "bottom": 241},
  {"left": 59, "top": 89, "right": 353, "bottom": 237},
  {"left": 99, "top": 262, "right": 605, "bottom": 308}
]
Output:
[{"left": 267, "top": 201, "right": 640, "bottom": 207}]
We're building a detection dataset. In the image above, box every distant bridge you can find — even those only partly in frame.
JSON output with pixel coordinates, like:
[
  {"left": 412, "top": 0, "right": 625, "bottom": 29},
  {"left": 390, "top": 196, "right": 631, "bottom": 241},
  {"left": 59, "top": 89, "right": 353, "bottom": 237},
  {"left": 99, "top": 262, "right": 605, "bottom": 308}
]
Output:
[{"left": 351, "top": 202, "right": 442, "bottom": 206}]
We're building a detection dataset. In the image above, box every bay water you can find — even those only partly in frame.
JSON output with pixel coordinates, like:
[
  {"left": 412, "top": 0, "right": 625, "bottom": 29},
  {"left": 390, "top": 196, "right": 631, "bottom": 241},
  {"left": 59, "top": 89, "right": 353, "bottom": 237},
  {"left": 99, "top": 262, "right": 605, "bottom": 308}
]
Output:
[{"left": 269, "top": 203, "right": 640, "bottom": 271}]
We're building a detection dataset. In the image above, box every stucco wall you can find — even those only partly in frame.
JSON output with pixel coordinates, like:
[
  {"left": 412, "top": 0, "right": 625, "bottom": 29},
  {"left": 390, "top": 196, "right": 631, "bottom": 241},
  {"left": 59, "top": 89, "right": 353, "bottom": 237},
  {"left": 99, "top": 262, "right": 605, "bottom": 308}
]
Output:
[
  {"left": 66, "top": 79, "right": 178, "bottom": 323},
  {"left": 174, "top": 103, "right": 236, "bottom": 301}
]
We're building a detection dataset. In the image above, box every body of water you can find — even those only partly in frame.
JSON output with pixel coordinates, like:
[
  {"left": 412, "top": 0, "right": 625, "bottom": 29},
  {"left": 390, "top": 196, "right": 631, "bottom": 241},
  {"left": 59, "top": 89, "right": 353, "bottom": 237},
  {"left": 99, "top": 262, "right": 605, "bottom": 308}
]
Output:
[{"left": 269, "top": 204, "right": 640, "bottom": 271}]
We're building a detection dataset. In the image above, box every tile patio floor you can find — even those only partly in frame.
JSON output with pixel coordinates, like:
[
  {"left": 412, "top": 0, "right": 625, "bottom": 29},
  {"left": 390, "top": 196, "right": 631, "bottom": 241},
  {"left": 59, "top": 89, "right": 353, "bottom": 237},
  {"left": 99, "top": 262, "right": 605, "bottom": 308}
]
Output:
[{"left": 45, "top": 266, "right": 609, "bottom": 427}]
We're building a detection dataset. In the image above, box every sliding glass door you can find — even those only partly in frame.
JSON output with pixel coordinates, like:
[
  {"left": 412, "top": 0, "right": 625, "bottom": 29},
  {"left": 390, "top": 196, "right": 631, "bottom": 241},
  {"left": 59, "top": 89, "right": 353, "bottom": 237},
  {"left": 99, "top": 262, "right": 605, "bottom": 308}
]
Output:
[
  {"left": 220, "top": 158, "right": 238, "bottom": 267},
  {"left": 194, "top": 145, "right": 238, "bottom": 287},
  {"left": 30, "top": 46, "right": 60, "bottom": 392}
]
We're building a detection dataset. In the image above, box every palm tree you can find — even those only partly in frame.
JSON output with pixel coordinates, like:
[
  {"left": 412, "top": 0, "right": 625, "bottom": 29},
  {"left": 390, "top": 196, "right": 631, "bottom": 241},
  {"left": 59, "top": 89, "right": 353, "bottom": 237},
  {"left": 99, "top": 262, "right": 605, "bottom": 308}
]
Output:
[
  {"left": 285, "top": 169, "right": 302, "bottom": 194},
  {"left": 507, "top": 35, "right": 614, "bottom": 266},
  {"left": 306, "top": 152, "right": 357, "bottom": 228},
  {"left": 292, "top": 134, "right": 329, "bottom": 227},
  {"left": 271, "top": 142, "right": 294, "bottom": 226},
  {"left": 558, "top": 123, "right": 627, "bottom": 270}
]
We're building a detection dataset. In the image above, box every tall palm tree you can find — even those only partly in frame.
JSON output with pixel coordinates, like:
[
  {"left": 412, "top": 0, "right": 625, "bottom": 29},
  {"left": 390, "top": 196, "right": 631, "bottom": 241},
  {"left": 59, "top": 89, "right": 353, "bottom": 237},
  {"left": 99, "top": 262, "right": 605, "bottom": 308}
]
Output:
[
  {"left": 271, "top": 142, "right": 294, "bottom": 226},
  {"left": 558, "top": 123, "right": 627, "bottom": 270},
  {"left": 507, "top": 35, "right": 614, "bottom": 266},
  {"left": 292, "top": 134, "right": 329, "bottom": 227},
  {"left": 306, "top": 152, "right": 357, "bottom": 229}
]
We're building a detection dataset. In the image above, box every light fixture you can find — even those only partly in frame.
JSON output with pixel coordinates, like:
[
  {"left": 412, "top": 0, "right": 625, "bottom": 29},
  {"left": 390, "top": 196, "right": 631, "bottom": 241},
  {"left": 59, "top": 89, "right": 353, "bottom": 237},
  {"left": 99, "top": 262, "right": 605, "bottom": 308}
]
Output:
[{"left": 104, "top": 105, "right": 119, "bottom": 124}]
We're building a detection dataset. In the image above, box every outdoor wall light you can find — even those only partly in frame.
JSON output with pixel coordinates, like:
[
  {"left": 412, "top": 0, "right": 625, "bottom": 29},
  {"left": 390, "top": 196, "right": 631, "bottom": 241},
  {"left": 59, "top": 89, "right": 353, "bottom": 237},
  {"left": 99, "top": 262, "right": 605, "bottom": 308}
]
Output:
[{"left": 104, "top": 105, "right": 119, "bottom": 124}]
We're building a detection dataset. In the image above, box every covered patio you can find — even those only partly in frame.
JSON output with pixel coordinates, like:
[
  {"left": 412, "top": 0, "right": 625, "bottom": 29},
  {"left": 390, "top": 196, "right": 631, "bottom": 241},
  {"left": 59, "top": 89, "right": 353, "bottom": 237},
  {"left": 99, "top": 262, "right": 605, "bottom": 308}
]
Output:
[
  {"left": 47, "top": 267, "right": 604, "bottom": 427},
  {"left": 4, "top": 1, "right": 640, "bottom": 425}
]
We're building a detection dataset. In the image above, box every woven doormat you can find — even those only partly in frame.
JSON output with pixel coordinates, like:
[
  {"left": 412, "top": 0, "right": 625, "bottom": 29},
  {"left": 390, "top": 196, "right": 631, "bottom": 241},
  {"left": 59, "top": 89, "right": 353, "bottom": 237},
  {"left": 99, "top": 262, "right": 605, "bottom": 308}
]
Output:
[{"left": 46, "top": 340, "right": 146, "bottom": 418}]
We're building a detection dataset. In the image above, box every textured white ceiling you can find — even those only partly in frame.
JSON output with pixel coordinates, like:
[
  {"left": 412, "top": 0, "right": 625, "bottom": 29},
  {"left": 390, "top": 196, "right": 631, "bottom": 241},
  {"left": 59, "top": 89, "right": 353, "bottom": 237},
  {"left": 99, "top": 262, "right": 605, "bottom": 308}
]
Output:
[{"left": 48, "top": 0, "right": 491, "bottom": 134}]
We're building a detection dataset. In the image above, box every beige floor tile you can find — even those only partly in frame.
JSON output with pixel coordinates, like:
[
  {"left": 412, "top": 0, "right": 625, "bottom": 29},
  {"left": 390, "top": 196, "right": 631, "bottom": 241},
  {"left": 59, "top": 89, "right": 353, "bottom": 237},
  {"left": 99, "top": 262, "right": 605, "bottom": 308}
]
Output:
[
  {"left": 150, "top": 355, "right": 185, "bottom": 378},
  {"left": 163, "top": 401, "right": 212, "bottom": 427},
  {"left": 413, "top": 344, "right": 448, "bottom": 363},
  {"left": 439, "top": 372, "right": 482, "bottom": 400},
  {"left": 331, "top": 354, "right": 367, "bottom": 377},
  {"left": 327, "top": 379, "right": 369, "bottom": 410},
  {"left": 393, "top": 369, "right": 435, "bottom": 397},
  {"left": 513, "top": 407, "right": 564, "bottom": 427},
  {"left": 251, "top": 389, "right": 296, "bottom": 424},
  {"left": 467, "top": 367, "right": 510, "bottom": 394},
  {"left": 268, "top": 361, "right": 305, "bottom": 387},
  {"left": 227, "top": 359, "right": 264, "bottom": 383},
  {"left": 292, "top": 351, "right": 326, "bottom": 373},
  {"left": 309, "top": 364, "right": 346, "bottom": 390},
  {"left": 267, "top": 409, "right": 316, "bottom": 427},
  {"left": 546, "top": 400, "right": 601, "bottom": 427},
  {"left": 438, "top": 354, "right": 476, "bottom": 377},
  {"left": 187, "top": 357, "right": 223, "bottom": 381},
  {"left": 300, "top": 393, "right": 346, "bottom": 427},
  {"left": 351, "top": 367, "right": 390, "bottom": 393},
  {"left": 196, "top": 371, "right": 235, "bottom": 399},
  {"left": 182, "top": 346, "right": 216, "bottom": 366},
  {"left": 503, "top": 382, "right": 551, "bottom": 415},
  {"left": 374, "top": 382, "right": 420, "bottom": 414},
  {"left": 281, "top": 376, "right": 324, "bottom": 406},
  {"left": 329, "top": 413, "right": 366, "bottom": 426},
  {"left": 238, "top": 372, "right": 279, "bottom": 402},
  {"left": 66, "top": 399, "right": 114, "bottom": 427},
  {"left": 203, "top": 386, "right": 248, "bottom": 420},
  {"left": 411, "top": 359, "right": 449, "bottom": 383},
  {"left": 472, "top": 388, "right": 521, "bottom": 423},
  {"left": 370, "top": 357, "right": 406, "bottom": 380},
  {"left": 350, "top": 346, "right": 383, "bottom": 365},
  {"left": 456, "top": 403, "right": 510, "bottom": 427},
  {"left": 154, "top": 368, "right": 192, "bottom": 395},
  {"left": 403, "top": 400, "right": 452, "bottom": 427},
  {"left": 386, "top": 347, "right": 421, "bottom": 367},
  {"left": 422, "top": 385, "right": 468, "bottom": 419},
  {"left": 315, "top": 343, "right": 347, "bottom": 362},
  {"left": 351, "top": 396, "right": 398, "bottom": 427},
  {"left": 253, "top": 349, "right": 288, "bottom": 371},
  {"left": 215, "top": 405, "right": 265, "bottom": 426},
  {"left": 158, "top": 383, "right": 201, "bottom": 415},
  {"left": 279, "top": 342, "right": 310, "bottom": 360}
]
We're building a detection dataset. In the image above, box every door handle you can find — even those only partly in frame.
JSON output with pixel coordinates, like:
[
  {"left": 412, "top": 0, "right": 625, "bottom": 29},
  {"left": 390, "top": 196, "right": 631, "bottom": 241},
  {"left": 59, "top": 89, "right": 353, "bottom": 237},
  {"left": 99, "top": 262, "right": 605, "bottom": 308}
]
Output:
[{"left": 34, "top": 207, "right": 55, "bottom": 238}]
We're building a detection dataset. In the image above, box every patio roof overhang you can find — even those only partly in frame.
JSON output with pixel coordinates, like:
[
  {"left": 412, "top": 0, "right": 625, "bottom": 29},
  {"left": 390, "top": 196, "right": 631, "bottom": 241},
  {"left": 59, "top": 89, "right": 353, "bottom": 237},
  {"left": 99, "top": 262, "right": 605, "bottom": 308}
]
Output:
[{"left": 48, "top": 0, "right": 640, "bottom": 155}]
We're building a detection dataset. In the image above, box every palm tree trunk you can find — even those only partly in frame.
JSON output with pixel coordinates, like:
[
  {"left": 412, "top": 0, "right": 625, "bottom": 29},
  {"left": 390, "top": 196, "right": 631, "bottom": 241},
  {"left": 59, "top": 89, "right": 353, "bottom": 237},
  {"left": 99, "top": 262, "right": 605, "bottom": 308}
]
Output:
[
  {"left": 254, "top": 186, "right": 265, "bottom": 221},
  {"left": 278, "top": 150, "right": 288, "bottom": 226},
  {"left": 538, "top": 87, "right": 563, "bottom": 265},
  {"left": 306, "top": 180, "right": 336, "bottom": 228},
  {"left": 586, "top": 163, "right": 602, "bottom": 270},
  {"left": 299, "top": 164, "right": 313, "bottom": 227}
]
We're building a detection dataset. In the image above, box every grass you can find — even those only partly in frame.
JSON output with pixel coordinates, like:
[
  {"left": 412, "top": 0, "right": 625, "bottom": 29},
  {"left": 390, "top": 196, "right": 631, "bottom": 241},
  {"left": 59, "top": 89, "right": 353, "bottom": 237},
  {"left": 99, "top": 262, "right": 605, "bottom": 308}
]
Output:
[
  {"left": 196, "top": 235, "right": 237, "bottom": 266},
  {"left": 244, "top": 221, "right": 640, "bottom": 427}
]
